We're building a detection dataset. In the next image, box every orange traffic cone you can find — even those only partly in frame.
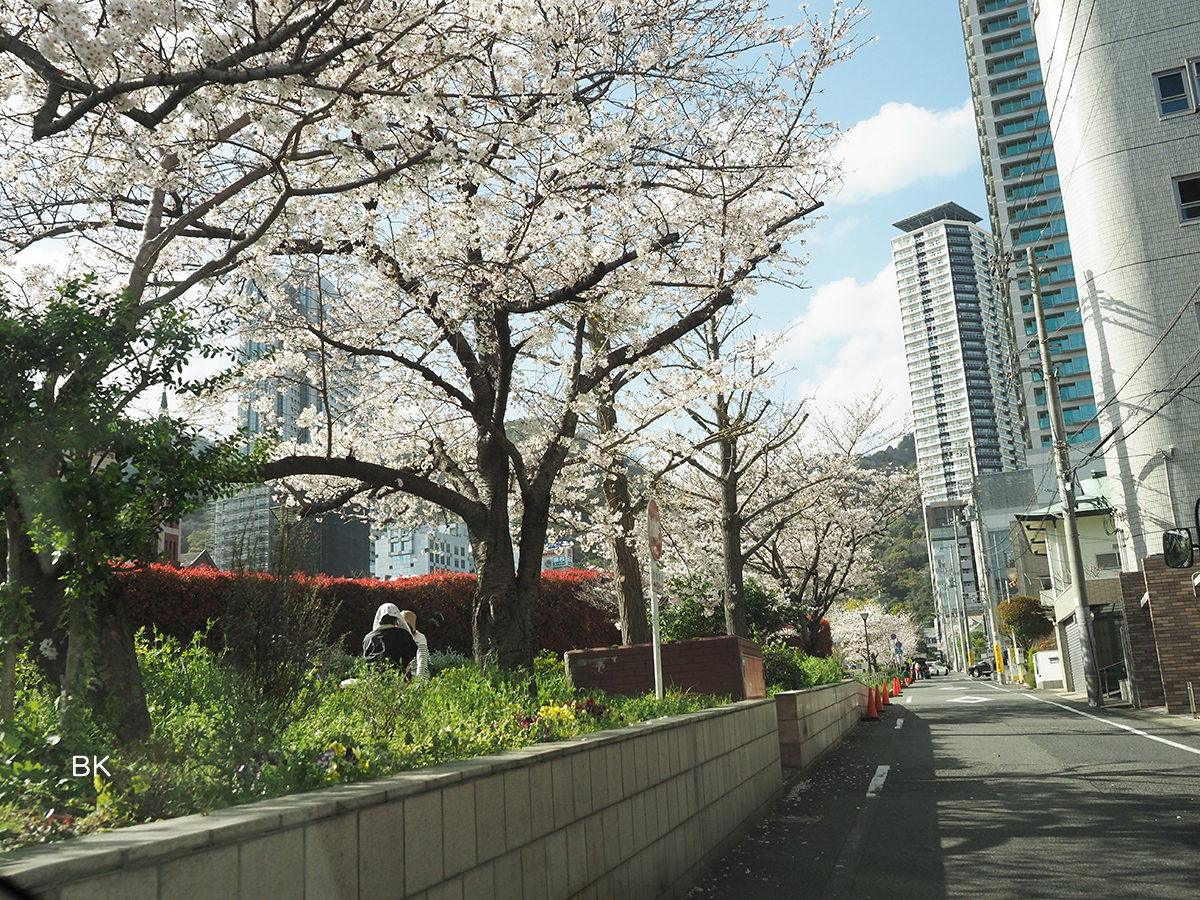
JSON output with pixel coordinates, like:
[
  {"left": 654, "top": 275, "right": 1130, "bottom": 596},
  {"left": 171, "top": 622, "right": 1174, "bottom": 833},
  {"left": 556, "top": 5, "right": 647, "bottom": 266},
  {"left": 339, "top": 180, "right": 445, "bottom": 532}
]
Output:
[
  {"left": 881, "top": 683, "right": 891, "bottom": 706},
  {"left": 863, "top": 684, "right": 879, "bottom": 721},
  {"left": 894, "top": 676, "right": 902, "bottom": 696},
  {"left": 905, "top": 676, "right": 912, "bottom": 686}
]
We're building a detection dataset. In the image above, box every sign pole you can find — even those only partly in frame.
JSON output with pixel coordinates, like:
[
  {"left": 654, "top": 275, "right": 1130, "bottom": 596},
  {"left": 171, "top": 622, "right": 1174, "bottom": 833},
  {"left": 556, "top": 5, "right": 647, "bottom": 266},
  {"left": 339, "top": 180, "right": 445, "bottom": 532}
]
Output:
[{"left": 648, "top": 498, "right": 664, "bottom": 700}]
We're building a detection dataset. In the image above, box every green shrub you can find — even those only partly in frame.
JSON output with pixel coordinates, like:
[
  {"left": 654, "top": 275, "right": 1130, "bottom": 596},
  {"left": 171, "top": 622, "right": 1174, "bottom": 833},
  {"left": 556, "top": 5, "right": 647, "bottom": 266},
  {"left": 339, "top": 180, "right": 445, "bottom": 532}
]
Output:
[
  {"left": 762, "top": 644, "right": 844, "bottom": 694},
  {"left": 116, "top": 565, "right": 617, "bottom": 658},
  {"left": 0, "top": 636, "right": 723, "bottom": 852}
]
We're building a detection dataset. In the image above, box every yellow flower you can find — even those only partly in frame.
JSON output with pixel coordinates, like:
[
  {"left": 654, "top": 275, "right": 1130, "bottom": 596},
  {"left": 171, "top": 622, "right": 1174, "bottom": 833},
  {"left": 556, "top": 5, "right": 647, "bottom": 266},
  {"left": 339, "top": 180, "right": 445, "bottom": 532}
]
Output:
[{"left": 537, "top": 704, "right": 575, "bottom": 722}]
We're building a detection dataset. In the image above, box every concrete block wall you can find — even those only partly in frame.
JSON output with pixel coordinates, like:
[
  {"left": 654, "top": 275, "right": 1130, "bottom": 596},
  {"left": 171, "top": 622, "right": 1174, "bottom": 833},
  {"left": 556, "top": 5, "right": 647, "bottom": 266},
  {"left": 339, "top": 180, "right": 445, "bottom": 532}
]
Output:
[
  {"left": 774, "top": 680, "right": 866, "bottom": 770},
  {"left": 565, "top": 637, "right": 766, "bottom": 700},
  {"left": 2, "top": 701, "right": 782, "bottom": 900}
]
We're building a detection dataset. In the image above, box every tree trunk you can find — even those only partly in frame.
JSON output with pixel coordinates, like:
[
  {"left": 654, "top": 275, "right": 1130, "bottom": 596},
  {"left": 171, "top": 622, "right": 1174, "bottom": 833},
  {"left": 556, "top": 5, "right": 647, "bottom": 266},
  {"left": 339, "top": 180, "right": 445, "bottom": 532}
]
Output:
[
  {"left": 720, "top": 436, "right": 748, "bottom": 637},
  {"left": 802, "top": 611, "right": 823, "bottom": 656},
  {"left": 0, "top": 520, "right": 67, "bottom": 686},
  {"left": 471, "top": 427, "right": 531, "bottom": 671},
  {"left": 57, "top": 612, "right": 85, "bottom": 733},
  {"left": 1, "top": 506, "right": 21, "bottom": 724},
  {"left": 603, "top": 470, "right": 650, "bottom": 646},
  {"left": 592, "top": 375, "right": 650, "bottom": 646},
  {"left": 91, "top": 582, "right": 153, "bottom": 743}
]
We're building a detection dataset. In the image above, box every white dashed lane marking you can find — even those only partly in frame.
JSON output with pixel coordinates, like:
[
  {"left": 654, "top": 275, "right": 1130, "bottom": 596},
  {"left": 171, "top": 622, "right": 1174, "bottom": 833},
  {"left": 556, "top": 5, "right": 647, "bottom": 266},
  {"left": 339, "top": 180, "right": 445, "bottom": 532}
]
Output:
[
  {"left": 895, "top": 718, "right": 905, "bottom": 730},
  {"left": 866, "top": 765, "right": 890, "bottom": 798}
]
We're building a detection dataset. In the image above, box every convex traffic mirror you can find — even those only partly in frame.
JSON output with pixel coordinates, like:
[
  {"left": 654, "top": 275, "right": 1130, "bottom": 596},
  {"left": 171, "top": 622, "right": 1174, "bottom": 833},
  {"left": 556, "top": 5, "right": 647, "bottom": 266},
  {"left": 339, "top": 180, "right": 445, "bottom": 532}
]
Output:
[{"left": 1163, "top": 527, "right": 1194, "bottom": 568}]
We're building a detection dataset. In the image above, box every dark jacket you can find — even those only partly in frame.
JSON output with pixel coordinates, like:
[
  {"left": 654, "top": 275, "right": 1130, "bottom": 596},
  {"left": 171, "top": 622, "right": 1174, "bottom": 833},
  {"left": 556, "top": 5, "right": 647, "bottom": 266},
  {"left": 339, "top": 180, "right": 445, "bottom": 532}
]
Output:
[{"left": 362, "top": 625, "right": 418, "bottom": 669}]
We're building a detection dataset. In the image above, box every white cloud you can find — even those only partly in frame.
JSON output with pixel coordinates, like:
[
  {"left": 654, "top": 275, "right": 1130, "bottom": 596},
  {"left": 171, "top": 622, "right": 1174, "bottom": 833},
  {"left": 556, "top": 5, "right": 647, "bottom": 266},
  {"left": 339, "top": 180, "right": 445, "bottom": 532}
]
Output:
[
  {"left": 833, "top": 100, "right": 977, "bottom": 204},
  {"left": 776, "top": 263, "right": 911, "bottom": 424}
]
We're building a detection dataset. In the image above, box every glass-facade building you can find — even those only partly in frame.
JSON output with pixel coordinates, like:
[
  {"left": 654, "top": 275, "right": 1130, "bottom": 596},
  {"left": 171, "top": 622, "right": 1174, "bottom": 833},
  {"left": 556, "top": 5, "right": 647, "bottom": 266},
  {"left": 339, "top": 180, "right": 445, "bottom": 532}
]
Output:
[
  {"left": 212, "top": 279, "right": 370, "bottom": 576},
  {"left": 958, "top": 0, "right": 1100, "bottom": 457}
]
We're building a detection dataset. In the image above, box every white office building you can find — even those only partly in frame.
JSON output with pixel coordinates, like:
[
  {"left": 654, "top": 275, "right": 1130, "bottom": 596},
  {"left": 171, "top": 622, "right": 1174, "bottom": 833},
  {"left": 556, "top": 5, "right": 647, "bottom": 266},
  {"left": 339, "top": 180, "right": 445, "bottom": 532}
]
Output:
[{"left": 372, "top": 522, "right": 475, "bottom": 579}]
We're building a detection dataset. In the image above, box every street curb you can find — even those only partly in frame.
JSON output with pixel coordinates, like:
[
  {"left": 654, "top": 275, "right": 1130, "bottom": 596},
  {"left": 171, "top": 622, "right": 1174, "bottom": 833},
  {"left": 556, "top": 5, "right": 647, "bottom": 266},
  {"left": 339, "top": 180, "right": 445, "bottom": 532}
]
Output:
[{"left": 1041, "top": 689, "right": 1200, "bottom": 736}]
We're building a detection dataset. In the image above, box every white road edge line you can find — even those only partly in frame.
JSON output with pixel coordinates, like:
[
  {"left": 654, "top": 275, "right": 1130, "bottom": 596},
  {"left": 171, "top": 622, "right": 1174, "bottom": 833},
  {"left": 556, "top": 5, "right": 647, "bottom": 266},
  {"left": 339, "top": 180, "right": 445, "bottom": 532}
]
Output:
[
  {"left": 983, "top": 683, "right": 1200, "bottom": 758},
  {"left": 866, "top": 765, "right": 890, "bottom": 797},
  {"left": 905, "top": 696, "right": 913, "bottom": 705},
  {"left": 895, "top": 718, "right": 905, "bottom": 730}
]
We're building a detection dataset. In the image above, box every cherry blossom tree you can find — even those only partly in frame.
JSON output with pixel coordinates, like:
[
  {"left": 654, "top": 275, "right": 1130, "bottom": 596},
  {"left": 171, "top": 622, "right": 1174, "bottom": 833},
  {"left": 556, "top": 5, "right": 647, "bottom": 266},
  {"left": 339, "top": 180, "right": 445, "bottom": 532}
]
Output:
[
  {"left": 1, "top": 0, "right": 454, "bottom": 306},
  {"left": 657, "top": 313, "right": 809, "bottom": 637},
  {"left": 2, "top": 0, "right": 866, "bottom": 673},
  {"left": 240, "top": 0, "right": 862, "bottom": 672},
  {"left": 743, "top": 393, "right": 918, "bottom": 653},
  {"left": 827, "top": 598, "right": 920, "bottom": 672}
]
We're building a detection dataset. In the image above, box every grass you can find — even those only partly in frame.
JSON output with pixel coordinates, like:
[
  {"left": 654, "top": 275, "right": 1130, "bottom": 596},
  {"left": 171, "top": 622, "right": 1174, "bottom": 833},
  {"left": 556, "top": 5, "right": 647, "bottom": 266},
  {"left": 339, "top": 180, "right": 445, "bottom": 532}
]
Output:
[{"left": 0, "top": 631, "right": 724, "bottom": 852}]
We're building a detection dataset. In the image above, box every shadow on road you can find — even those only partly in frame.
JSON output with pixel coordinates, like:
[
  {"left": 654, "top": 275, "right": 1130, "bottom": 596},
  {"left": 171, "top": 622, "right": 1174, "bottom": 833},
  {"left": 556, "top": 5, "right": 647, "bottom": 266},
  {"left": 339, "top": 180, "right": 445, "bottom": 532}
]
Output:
[
  {"left": 686, "top": 680, "right": 1200, "bottom": 899},
  {"left": 686, "top": 697, "right": 947, "bottom": 900}
]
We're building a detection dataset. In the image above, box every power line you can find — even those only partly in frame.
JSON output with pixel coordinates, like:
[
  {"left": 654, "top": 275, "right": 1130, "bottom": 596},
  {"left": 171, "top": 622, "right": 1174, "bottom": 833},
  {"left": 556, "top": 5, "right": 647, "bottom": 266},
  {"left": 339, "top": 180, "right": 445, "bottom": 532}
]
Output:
[
  {"left": 1086, "top": 281, "right": 1200, "bottom": 428},
  {"left": 1074, "top": 352, "right": 1200, "bottom": 472}
]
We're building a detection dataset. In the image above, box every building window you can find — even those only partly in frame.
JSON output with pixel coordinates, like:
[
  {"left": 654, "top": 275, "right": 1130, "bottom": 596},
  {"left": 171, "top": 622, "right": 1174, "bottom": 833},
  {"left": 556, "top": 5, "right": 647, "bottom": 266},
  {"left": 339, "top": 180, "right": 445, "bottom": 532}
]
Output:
[
  {"left": 1174, "top": 175, "right": 1200, "bottom": 222},
  {"left": 1155, "top": 69, "right": 1191, "bottom": 115},
  {"left": 1095, "top": 552, "right": 1120, "bottom": 570}
]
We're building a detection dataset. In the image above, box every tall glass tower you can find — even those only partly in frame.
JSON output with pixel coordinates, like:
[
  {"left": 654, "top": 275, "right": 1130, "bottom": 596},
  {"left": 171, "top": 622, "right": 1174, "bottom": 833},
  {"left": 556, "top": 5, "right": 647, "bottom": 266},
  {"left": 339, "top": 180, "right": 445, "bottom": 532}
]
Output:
[{"left": 958, "top": 0, "right": 1100, "bottom": 461}]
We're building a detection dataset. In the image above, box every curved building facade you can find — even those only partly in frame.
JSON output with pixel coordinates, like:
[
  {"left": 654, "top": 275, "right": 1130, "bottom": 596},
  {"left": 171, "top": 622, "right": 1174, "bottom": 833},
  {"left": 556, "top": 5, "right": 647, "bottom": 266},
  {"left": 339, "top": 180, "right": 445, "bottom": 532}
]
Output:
[{"left": 1034, "top": 0, "right": 1200, "bottom": 562}]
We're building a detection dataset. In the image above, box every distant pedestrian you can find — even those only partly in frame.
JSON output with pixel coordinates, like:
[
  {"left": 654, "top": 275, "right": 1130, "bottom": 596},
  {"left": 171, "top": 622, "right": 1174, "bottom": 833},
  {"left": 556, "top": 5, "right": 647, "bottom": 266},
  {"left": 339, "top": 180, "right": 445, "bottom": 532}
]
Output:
[
  {"left": 362, "top": 602, "right": 418, "bottom": 672},
  {"left": 400, "top": 609, "right": 430, "bottom": 682}
]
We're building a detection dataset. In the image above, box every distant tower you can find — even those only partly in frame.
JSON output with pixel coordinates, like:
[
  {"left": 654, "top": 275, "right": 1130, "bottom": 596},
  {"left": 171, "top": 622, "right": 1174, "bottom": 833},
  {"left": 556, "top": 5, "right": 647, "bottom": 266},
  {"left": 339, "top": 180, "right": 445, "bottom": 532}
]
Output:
[
  {"left": 892, "top": 201, "right": 1026, "bottom": 498},
  {"left": 958, "top": 0, "right": 1100, "bottom": 465},
  {"left": 211, "top": 279, "right": 369, "bottom": 576},
  {"left": 891, "top": 202, "right": 1026, "bottom": 664}
]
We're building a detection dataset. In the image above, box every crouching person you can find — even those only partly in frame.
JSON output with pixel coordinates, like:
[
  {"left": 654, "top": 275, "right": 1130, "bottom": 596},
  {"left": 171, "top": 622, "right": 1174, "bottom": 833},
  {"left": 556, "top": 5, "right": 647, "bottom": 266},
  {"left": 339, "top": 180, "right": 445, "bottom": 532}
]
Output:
[{"left": 362, "top": 602, "right": 418, "bottom": 673}]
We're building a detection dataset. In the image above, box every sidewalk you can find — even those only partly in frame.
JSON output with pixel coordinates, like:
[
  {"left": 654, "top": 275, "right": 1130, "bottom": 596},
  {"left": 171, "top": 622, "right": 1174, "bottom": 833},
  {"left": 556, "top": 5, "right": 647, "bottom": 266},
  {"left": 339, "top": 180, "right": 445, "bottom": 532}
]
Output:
[
  {"left": 1048, "top": 687, "right": 1200, "bottom": 736},
  {"left": 997, "top": 670, "right": 1200, "bottom": 736}
]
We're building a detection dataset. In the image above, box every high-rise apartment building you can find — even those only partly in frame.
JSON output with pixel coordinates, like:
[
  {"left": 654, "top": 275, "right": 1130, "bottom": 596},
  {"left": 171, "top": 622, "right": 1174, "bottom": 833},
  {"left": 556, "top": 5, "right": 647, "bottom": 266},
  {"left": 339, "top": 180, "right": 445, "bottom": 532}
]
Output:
[
  {"left": 892, "top": 202, "right": 1026, "bottom": 666},
  {"left": 958, "top": 0, "right": 1100, "bottom": 459},
  {"left": 892, "top": 202, "right": 1026, "bottom": 499}
]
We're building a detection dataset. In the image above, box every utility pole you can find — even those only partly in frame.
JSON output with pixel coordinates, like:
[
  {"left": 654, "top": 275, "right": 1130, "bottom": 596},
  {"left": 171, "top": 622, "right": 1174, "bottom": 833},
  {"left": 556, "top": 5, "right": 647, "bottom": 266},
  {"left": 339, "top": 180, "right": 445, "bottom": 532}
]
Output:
[{"left": 1028, "top": 247, "right": 1103, "bottom": 707}]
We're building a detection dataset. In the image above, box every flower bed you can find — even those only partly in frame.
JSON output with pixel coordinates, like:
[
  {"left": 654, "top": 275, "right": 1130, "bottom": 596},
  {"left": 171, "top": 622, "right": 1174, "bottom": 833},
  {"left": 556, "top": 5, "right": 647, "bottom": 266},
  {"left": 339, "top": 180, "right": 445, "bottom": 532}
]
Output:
[{"left": 0, "top": 635, "right": 720, "bottom": 854}]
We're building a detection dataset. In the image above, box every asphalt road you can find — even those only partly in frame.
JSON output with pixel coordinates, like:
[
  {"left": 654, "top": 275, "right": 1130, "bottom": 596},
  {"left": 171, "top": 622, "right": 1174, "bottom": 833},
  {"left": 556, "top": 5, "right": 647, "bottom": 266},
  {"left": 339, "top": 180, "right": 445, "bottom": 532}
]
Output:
[{"left": 687, "top": 676, "right": 1200, "bottom": 900}]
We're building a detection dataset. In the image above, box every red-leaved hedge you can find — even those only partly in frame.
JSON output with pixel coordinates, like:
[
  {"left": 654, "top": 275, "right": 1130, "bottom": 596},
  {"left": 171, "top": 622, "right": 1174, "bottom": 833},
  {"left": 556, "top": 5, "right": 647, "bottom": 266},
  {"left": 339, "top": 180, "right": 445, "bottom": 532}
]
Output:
[{"left": 115, "top": 565, "right": 618, "bottom": 657}]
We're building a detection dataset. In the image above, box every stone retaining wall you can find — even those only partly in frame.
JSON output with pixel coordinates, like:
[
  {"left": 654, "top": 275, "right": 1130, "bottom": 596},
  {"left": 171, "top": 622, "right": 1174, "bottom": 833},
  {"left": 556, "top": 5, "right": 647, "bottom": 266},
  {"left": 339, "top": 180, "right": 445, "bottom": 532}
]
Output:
[
  {"left": 774, "top": 680, "right": 867, "bottom": 770},
  {"left": 2, "top": 700, "right": 782, "bottom": 900}
]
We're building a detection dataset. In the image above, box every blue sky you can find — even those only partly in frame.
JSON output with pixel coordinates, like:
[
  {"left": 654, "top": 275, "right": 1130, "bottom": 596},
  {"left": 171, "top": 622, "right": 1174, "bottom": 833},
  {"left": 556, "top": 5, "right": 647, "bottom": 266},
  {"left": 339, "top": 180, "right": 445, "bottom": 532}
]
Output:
[{"left": 760, "top": 2, "right": 991, "bottom": 428}]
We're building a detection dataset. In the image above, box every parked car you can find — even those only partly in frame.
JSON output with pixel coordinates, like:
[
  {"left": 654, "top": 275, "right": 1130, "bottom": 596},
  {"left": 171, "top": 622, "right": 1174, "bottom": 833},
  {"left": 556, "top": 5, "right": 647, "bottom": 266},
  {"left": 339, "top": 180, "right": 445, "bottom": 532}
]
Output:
[
  {"left": 968, "top": 659, "right": 993, "bottom": 678},
  {"left": 927, "top": 660, "right": 949, "bottom": 676}
]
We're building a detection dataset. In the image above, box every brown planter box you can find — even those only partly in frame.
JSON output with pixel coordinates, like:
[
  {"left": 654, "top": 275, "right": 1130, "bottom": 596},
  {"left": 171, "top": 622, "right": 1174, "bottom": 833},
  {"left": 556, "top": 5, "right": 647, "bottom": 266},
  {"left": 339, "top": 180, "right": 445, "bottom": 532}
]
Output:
[{"left": 565, "top": 635, "right": 766, "bottom": 700}]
